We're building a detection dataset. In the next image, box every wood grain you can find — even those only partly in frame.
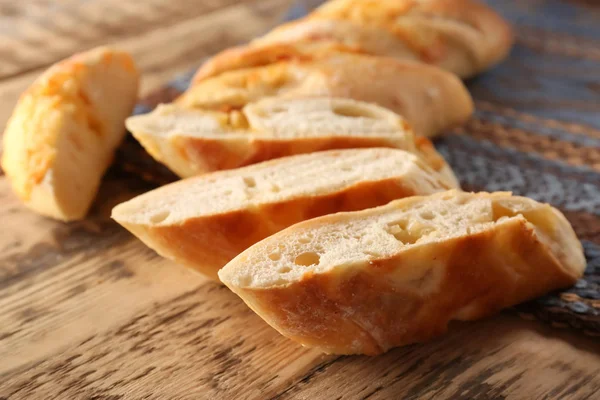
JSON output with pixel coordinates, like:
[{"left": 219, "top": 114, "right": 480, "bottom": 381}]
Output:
[
  {"left": 276, "top": 315, "right": 600, "bottom": 400},
  {"left": 1, "top": 1, "right": 599, "bottom": 399},
  {"left": 0, "top": 0, "right": 292, "bottom": 136}
]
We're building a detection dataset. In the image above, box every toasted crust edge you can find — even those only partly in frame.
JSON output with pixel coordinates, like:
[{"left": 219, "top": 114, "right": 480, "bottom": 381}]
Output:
[
  {"left": 113, "top": 172, "right": 453, "bottom": 280},
  {"left": 219, "top": 193, "right": 584, "bottom": 355}
]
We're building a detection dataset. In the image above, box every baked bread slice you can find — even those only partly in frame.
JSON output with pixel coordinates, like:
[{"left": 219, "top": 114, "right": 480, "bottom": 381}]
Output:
[
  {"left": 126, "top": 97, "right": 458, "bottom": 185},
  {"left": 112, "top": 148, "right": 458, "bottom": 280},
  {"left": 1, "top": 47, "right": 140, "bottom": 221},
  {"left": 219, "top": 190, "right": 586, "bottom": 355},
  {"left": 179, "top": 53, "right": 473, "bottom": 138},
  {"left": 253, "top": 0, "right": 513, "bottom": 79}
]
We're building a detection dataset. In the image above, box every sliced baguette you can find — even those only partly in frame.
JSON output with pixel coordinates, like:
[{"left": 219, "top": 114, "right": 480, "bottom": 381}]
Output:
[
  {"left": 126, "top": 97, "right": 458, "bottom": 185},
  {"left": 1, "top": 47, "right": 140, "bottom": 221},
  {"left": 195, "top": 0, "right": 513, "bottom": 81},
  {"left": 112, "top": 148, "right": 458, "bottom": 280},
  {"left": 219, "top": 190, "right": 586, "bottom": 355},
  {"left": 178, "top": 53, "right": 473, "bottom": 138},
  {"left": 310, "top": 0, "right": 513, "bottom": 77}
]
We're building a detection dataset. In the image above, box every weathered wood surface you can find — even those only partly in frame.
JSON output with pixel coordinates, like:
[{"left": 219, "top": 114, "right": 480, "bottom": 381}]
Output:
[{"left": 1, "top": 1, "right": 599, "bottom": 399}]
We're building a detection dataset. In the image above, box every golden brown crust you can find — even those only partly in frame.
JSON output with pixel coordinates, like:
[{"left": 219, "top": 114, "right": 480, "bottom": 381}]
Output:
[
  {"left": 311, "top": 0, "right": 513, "bottom": 77},
  {"left": 220, "top": 192, "right": 585, "bottom": 355},
  {"left": 127, "top": 98, "right": 458, "bottom": 181},
  {"left": 178, "top": 54, "right": 474, "bottom": 138},
  {"left": 192, "top": 42, "right": 363, "bottom": 84},
  {"left": 236, "top": 219, "right": 577, "bottom": 355},
  {"left": 144, "top": 133, "right": 414, "bottom": 178},
  {"left": 414, "top": 136, "right": 458, "bottom": 186},
  {"left": 116, "top": 170, "right": 454, "bottom": 281},
  {"left": 1, "top": 47, "right": 139, "bottom": 221},
  {"left": 196, "top": 0, "right": 513, "bottom": 80}
]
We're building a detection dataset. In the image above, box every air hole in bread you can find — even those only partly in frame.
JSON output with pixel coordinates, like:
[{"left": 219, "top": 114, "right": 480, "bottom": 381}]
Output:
[
  {"left": 341, "top": 166, "right": 353, "bottom": 172},
  {"left": 149, "top": 210, "right": 170, "bottom": 224},
  {"left": 332, "top": 104, "right": 377, "bottom": 119},
  {"left": 271, "top": 184, "right": 281, "bottom": 193},
  {"left": 278, "top": 266, "right": 291, "bottom": 273},
  {"left": 364, "top": 251, "right": 381, "bottom": 257},
  {"left": 389, "top": 219, "right": 408, "bottom": 230},
  {"left": 386, "top": 219, "right": 422, "bottom": 245},
  {"left": 224, "top": 189, "right": 232, "bottom": 196},
  {"left": 492, "top": 202, "right": 518, "bottom": 222},
  {"left": 294, "top": 252, "right": 321, "bottom": 267},
  {"left": 298, "top": 237, "right": 311, "bottom": 244},
  {"left": 243, "top": 176, "right": 256, "bottom": 188},
  {"left": 229, "top": 110, "right": 249, "bottom": 129},
  {"left": 420, "top": 210, "right": 435, "bottom": 220},
  {"left": 268, "top": 252, "right": 281, "bottom": 261},
  {"left": 439, "top": 209, "right": 448, "bottom": 216},
  {"left": 389, "top": 228, "right": 420, "bottom": 244}
]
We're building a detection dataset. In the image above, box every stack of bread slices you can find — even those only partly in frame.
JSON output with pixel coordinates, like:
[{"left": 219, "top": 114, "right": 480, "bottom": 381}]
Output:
[{"left": 2, "top": 0, "right": 586, "bottom": 355}]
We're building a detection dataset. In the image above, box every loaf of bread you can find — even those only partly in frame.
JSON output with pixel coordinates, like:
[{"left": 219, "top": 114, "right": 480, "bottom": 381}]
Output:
[
  {"left": 1, "top": 47, "right": 140, "bottom": 221},
  {"left": 219, "top": 190, "right": 585, "bottom": 355},
  {"left": 193, "top": 0, "right": 513, "bottom": 82},
  {"left": 112, "top": 148, "right": 459, "bottom": 280},
  {"left": 126, "top": 97, "right": 457, "bottom": 185},
  {"left": 178, "top": 53, "right": 473, "bottom": 138},
  {"left": 252, "top": 0, "right": 513, "bottom": 79}
]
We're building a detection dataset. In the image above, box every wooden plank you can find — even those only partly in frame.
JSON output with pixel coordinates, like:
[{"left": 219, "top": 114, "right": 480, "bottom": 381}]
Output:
[
  {"left": 0, "top": 0, "right": 256, "bottom": 79},
  {"left": 2, "top": 288, "right": 599, "bottom": 399},
  {"left": 275, "top": 315, "right": 600, "bottom": 400},
  {"left": 1, "top": 278, "right": 329, "bottom": 399}
]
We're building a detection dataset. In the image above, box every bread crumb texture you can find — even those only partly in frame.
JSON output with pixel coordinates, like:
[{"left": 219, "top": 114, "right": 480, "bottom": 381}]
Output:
[{"left": 221, "top": 190, "right": 584, "bottom": 289}]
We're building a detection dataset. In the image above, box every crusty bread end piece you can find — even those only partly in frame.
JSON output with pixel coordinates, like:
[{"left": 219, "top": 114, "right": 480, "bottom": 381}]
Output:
[
  {"left": 112, "top": 148, "right": 458, "bottom": 280},
  {"left": 126, "top": 97, "right": 458, "bottom": 185},
  {"left": 219, "top": 190, "right": 585, "bottom": 355},
  {"left": 1, "top": 47, "right": 140, "bottom": 221}
]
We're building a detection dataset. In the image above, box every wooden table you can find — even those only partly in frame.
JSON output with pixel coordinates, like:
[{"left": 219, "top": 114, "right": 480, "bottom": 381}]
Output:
[{"left": 1, "top": 1, "right": 599, "bottom": 399}]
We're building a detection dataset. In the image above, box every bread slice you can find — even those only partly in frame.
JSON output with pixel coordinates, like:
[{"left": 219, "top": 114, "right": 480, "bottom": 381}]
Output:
[
  {"left": 178, "top": 53, "right": 473, "bottom": 138},
  {"left": 1, "top": 47, "right": 140, "bottom": 221},
  {"left": 112, "top": 148, "right": 458, "bottom": 280},
  {"left": 219, "top": 190, "right": 586, "bottom": 355},
  {"left": 126, "top": 97, "right": 458, "bottom": 185},
  {"left": 195, "top": 0, "right": 513, "bottom": 81}
]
